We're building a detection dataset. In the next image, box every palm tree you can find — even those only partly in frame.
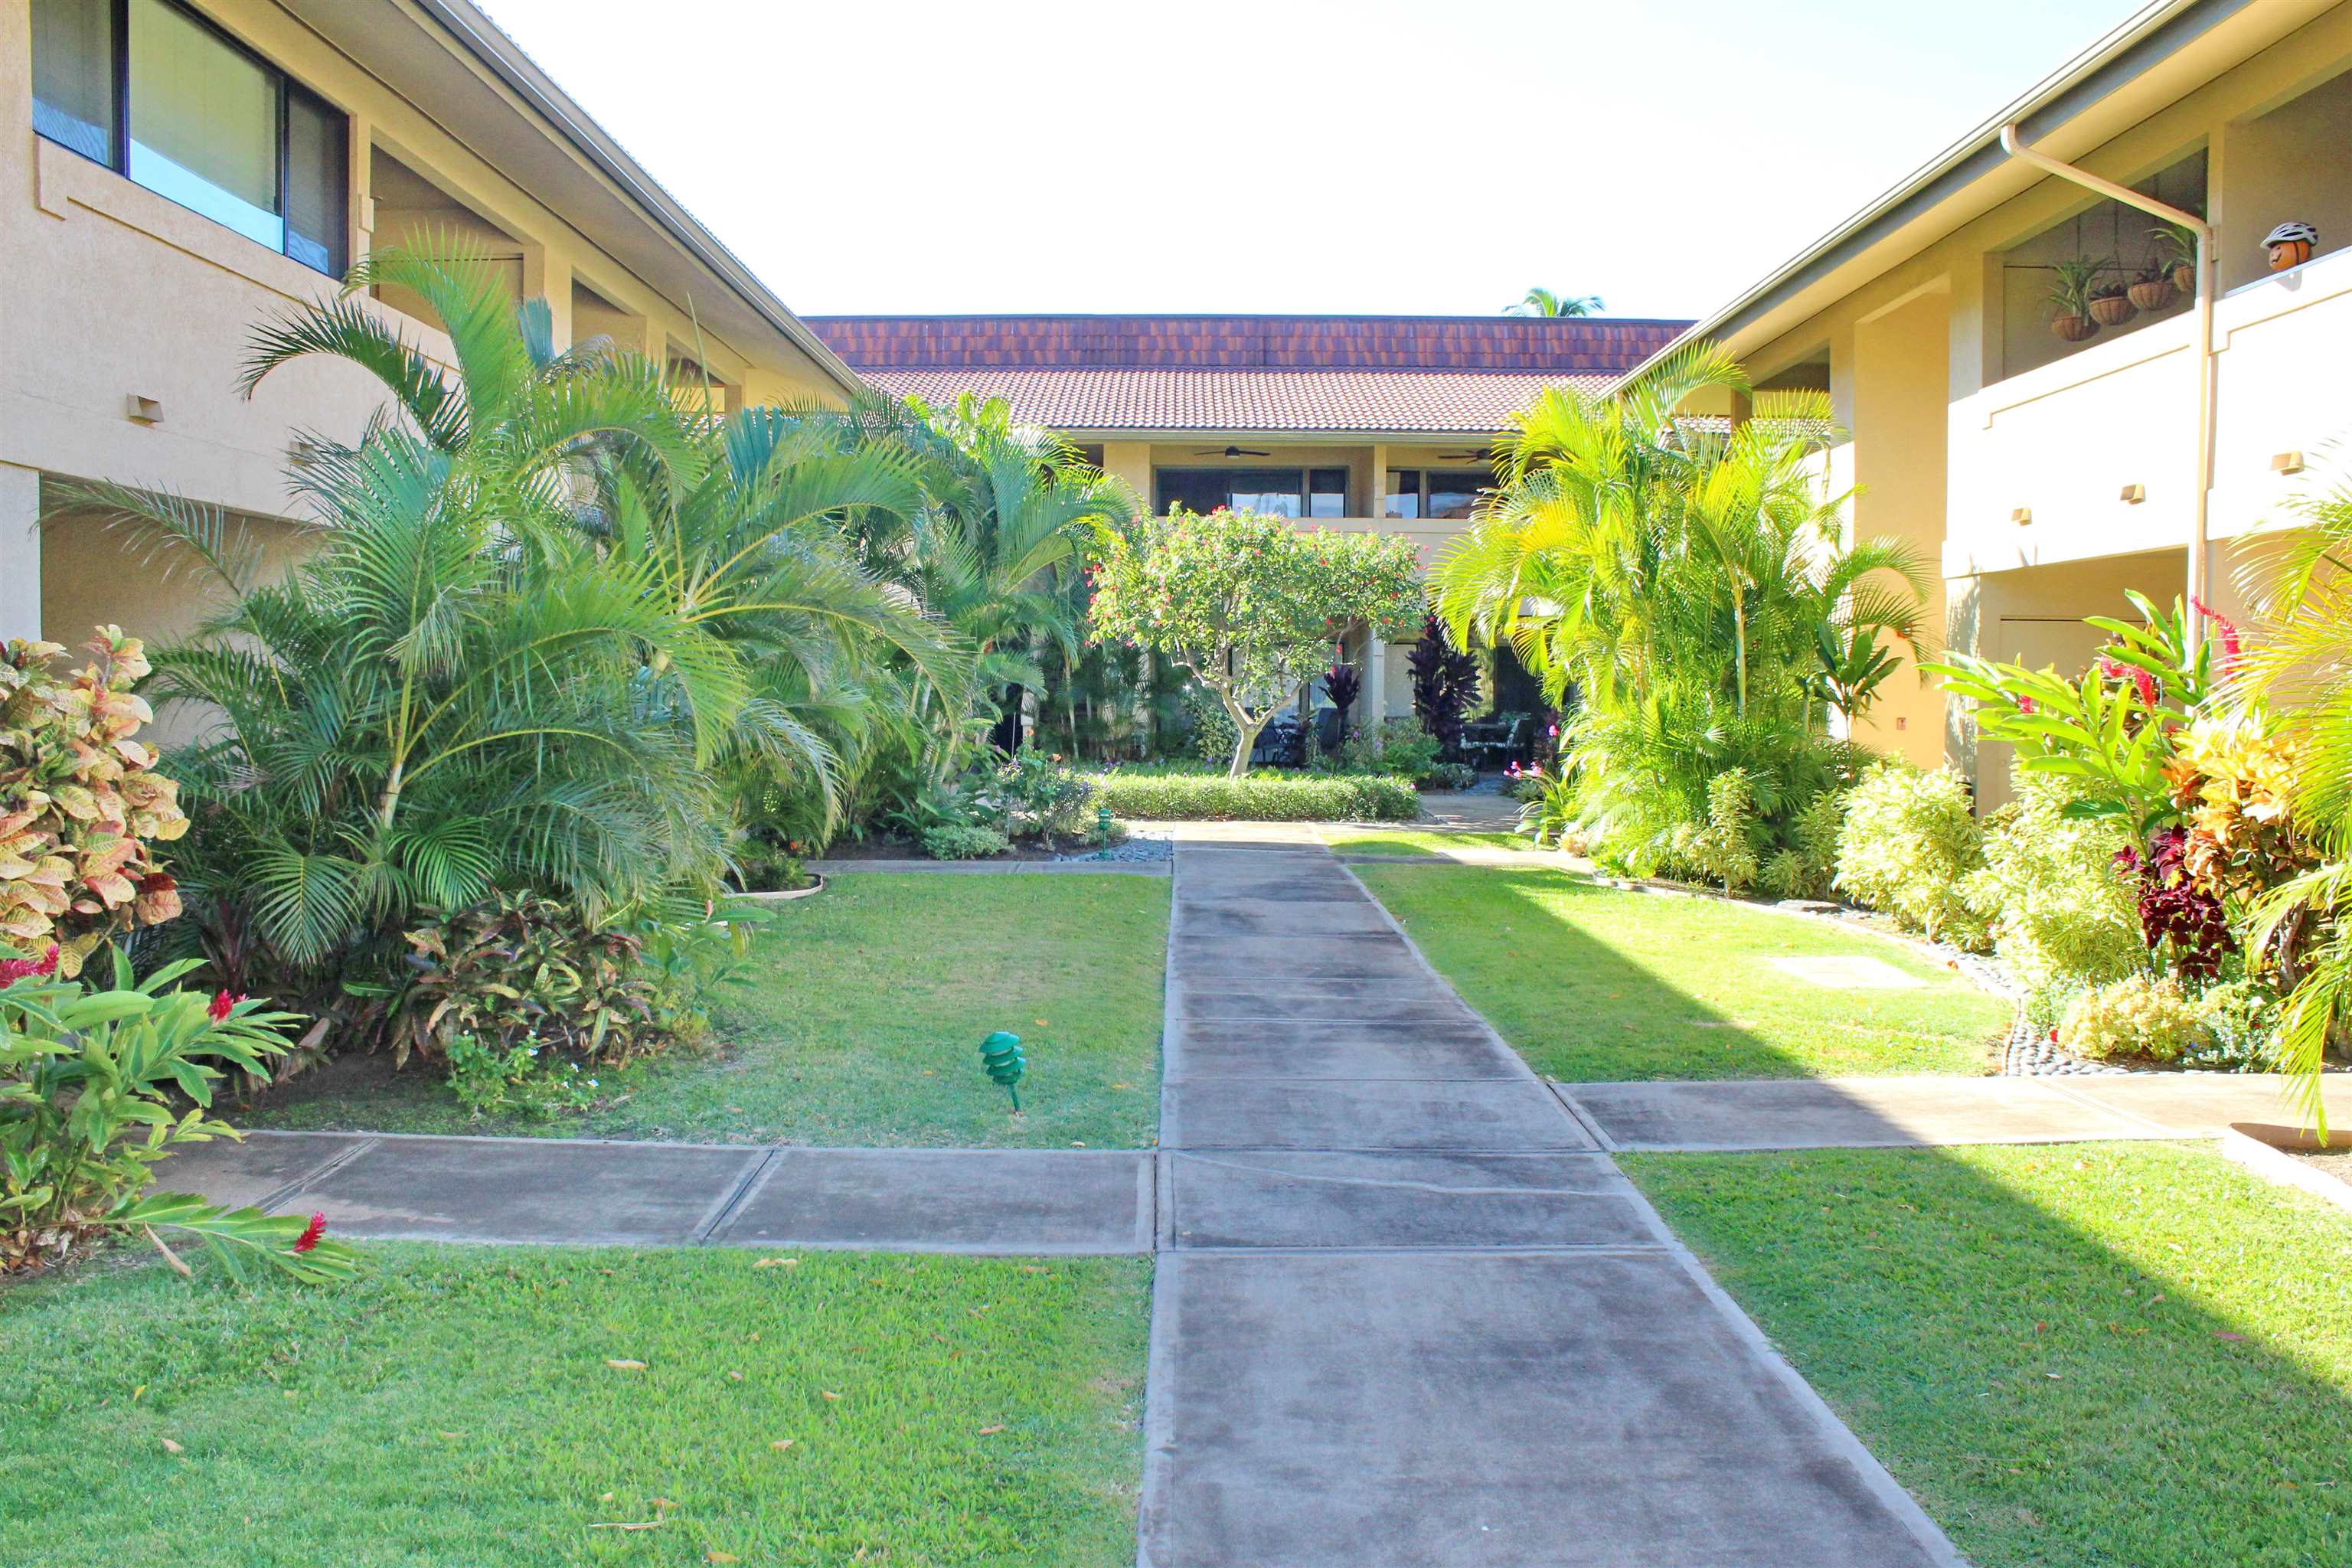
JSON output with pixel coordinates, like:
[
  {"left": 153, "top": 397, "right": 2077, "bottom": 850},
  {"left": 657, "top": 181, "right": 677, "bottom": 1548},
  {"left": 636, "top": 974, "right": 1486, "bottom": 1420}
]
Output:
[{"left": 1507, "top": 287, "right": 1605, "bottom": 318}]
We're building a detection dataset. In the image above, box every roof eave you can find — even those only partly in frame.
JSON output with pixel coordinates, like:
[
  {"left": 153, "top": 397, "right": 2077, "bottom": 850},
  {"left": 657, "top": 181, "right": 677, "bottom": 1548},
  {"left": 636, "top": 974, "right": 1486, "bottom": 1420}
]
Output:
[{"left": 1611, "top": 0, "right": 2248, "bottom": 388}]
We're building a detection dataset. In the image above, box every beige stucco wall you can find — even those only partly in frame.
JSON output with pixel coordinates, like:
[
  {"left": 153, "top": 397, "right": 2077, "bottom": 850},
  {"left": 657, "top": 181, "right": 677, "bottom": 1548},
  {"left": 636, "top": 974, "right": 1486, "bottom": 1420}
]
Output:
[
  {"left": 1723, "top": 2, "right": 2352, "bottom": 801},
  {"left": 1, "top": 0, "right": 848, "bottom": 649}
]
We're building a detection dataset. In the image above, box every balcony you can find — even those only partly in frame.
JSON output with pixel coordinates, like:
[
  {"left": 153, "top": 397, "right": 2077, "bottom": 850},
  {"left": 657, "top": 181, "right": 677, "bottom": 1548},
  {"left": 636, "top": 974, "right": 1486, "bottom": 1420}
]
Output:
[{"left": 1946, "top": 243, "right": 2352, "bottom": 578}]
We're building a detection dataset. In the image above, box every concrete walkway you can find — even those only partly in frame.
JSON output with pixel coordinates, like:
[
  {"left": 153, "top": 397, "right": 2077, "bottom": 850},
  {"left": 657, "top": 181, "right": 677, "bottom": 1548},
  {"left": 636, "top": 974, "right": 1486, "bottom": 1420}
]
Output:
[{"left": 1138, "top": 838, "right": 1964, "bottom": 1567}]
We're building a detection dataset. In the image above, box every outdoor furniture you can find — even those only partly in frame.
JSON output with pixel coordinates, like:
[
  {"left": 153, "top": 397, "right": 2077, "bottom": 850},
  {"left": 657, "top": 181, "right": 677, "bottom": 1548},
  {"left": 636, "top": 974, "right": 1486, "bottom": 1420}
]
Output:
[{"left": 1463, "top": 714, "right": 1529, "bottom": 772}]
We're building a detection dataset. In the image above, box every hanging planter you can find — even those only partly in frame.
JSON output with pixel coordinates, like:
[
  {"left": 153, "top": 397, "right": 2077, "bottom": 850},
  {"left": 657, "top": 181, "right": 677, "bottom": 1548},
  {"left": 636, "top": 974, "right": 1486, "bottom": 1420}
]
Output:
[
  {"left": 2148, "top": 221, "right": 2199, "bottom": 293},
  {"left": 2087, "top": 283, "right": 2138, "bottom": 327},
  {"left": 2044, "top": 256, "right": 2108, "bottom": 344},
  {"left": 2127, "top": 270, "right": 2177, "bottom": 312}
]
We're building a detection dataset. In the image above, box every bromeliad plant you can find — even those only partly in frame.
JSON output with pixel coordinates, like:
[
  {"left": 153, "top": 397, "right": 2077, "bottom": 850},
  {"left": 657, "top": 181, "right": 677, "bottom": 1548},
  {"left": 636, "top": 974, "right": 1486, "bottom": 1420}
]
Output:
[
  {"left": 2, "top": 951, "right": 359, "bottom": 1281},
  {"left": 0, "top": 628, "right": 187, "bottom": 977}
]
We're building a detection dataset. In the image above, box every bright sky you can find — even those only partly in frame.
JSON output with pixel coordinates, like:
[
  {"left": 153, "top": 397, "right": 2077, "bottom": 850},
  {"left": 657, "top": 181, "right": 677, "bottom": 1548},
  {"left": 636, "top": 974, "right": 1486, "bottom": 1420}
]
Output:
[{"left": 476, "top": 0, "right": 2141, "bottom": 322}]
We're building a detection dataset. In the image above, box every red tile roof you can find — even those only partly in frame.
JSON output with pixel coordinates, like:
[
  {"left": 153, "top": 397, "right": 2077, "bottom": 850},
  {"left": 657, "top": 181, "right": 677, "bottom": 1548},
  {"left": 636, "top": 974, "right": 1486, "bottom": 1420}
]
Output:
[
  {"left": 848, "top": 367, "right": 1615, "bottom": 434},
  {"left": 805, "top": 314, "right": 1690, "bottom": 433}
]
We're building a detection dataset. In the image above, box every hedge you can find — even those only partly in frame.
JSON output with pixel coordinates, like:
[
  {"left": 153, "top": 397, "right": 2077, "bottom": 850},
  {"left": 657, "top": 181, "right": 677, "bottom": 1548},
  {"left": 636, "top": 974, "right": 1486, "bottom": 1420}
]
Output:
[{"left": 1088, "top": 771, "right": 1419, "bottom": 822}]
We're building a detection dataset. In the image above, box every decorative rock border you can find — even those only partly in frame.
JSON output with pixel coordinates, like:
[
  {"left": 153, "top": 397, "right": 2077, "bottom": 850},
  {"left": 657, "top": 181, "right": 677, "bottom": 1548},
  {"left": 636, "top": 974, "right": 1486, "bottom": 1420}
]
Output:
[{"left": 732, "top": 874, "right": 827, "bottom": 903}]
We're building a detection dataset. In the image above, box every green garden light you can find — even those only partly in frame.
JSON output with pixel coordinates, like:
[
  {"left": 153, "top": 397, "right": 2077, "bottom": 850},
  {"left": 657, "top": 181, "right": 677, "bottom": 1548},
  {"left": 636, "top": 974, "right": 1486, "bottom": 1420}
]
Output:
[
  {"left": 979, "top": 1030, "right": 1026, "bottom": 1112},
  {"left": 1096, "top": 805, "right": 1114, "bottom": 851}
]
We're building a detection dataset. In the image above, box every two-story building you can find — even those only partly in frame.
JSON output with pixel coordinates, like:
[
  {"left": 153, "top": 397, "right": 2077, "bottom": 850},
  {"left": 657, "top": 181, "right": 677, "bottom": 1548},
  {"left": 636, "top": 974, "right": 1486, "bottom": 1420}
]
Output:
[
  {"left": 807, "top": 312, "right": 1687, "bottom": 727},
  {"left": 1625, "top": 0, "right": 2352, "bottom": 807},
  {"left": 5, "top": 0, "right": 864, "bottom": 668}
]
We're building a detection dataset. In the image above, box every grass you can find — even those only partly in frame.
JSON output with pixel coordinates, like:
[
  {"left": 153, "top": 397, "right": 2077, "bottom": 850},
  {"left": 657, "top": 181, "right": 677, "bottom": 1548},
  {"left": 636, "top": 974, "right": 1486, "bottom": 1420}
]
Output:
[
  {"left": 1628, "top": 1143, "right": 2352, "bottom": 1567},
  {"left": 3, "top": 1243, "right": 1148, "bottom": 1566},
  {"left": 1321, "top": 828, "right": 1535, "bottom": 857},
  {"left": 1354, "top": 865, "right": 2004, "bottom": 1079},
  {"left": 248, "top": 874, "right": 1168, "bottom": 1148}
]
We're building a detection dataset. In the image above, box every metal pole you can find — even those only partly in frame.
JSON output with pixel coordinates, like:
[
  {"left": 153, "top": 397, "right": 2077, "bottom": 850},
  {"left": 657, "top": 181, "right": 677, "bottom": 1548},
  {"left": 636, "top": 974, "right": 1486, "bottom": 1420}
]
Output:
[{"left": 1999, "top": 123, "right": 2214, "bottom": 652}]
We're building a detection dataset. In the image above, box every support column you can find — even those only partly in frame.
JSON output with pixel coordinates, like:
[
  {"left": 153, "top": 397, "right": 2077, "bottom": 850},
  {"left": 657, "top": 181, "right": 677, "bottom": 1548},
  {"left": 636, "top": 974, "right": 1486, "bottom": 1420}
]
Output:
[
  {"left": 1367, "top": 632, "right": 1389, "bottom": 739},
  {"left": 1, "top": 463, "right": 42, "bottom": 642},
  {"left": 1102, "top": 441, "right": 1152, "bottom": 510},
  {"left": 521, "top": 247, "right": 574, "bottom": 354}
]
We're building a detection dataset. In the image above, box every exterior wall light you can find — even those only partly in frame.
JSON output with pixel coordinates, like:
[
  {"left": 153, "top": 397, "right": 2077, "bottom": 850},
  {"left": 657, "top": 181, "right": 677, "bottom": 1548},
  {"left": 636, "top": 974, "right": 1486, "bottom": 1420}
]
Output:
[
  {"left": 2119, "top": 483, "right": 2146, "bottom": 504},
  {"left": 2273, "top": 451, "right": 2306, "bottom": 475},
  {"left": 124, "top": 394, "right": 163, "bottom": 424},
  {"left": 2011, "top": 507, "right": 2033, "bottom": 527}
]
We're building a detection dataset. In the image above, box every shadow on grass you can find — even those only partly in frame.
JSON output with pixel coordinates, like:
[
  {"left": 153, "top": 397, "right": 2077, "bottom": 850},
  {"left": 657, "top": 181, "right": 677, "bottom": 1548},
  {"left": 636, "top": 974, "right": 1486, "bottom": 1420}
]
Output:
[
  {"left": 1628, "top": 1140, "right": 2352, "bottom": 1568},
  {"left": 1356, "top": 864, "right": 2002, "bottom": 1082}
]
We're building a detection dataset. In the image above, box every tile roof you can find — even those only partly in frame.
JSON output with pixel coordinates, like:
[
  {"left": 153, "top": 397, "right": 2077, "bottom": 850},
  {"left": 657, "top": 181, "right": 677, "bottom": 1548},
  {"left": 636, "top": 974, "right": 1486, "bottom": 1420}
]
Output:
[
  {"left": 850, "top": 367, "right": 1618, "bottom": 434},
  {"left": 805, "top": 314, "right": 1687, "bottom": 372},
  {"left": 806, "top": 314, "right": 1690, "bottom": 433}
]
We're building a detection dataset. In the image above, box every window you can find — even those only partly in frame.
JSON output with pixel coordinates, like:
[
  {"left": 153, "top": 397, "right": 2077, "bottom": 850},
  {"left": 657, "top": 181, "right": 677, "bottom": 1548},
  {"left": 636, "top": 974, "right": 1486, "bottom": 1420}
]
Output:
[
  {"left": 1156, "top": 467, "right": 1328, "bottom": 517},
  {"left": 1386, "top": 469, "right": 1486, "bottom": 520},
  {"left": 31, "top": 0, "right": 348, "bottom": 276},
  {"left": 1308, "top": 468, "right": 1349, "bottom": 517}
]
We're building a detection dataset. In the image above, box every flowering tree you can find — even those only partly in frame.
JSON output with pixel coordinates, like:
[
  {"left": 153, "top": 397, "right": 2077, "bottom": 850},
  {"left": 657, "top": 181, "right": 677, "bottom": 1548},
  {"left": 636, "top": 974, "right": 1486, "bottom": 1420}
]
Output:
[{"left": 1088, "top": 508, "right": 1424, "bottom": 779}]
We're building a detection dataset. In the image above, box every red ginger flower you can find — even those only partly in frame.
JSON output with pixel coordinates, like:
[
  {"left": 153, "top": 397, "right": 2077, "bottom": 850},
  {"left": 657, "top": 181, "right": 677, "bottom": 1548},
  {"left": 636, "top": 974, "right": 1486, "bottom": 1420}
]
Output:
[
  {"left": 292, "top": 1213, "right": 327, "bottom": 1254},
  {"left": 0, "top": 946, "right": 60, "bottom": 985},
  {"left": 207, "top": 988, "right": 243, "bottom": 1023}
]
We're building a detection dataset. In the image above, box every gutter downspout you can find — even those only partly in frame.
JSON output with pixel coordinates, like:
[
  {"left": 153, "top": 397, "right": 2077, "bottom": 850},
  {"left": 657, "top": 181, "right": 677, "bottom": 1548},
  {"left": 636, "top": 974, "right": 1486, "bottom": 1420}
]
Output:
[{"left": 1999, "top": 123, "right": 2215, "bottom": 652}]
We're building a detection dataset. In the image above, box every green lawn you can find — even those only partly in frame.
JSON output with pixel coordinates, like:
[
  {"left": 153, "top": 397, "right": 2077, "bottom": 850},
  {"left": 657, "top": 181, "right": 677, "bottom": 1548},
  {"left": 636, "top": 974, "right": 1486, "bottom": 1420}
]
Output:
[
  {"left": 3, "top": 1243, "right": 1148, "bottom": 1567},
  {"left": 1628, "top": 1143, "right": 2352, "bottom": 1567},
  {"left": 1354, "top": 865, "right": 2003, "bottom": 1079},
  {"left": 1321, "top": 828, "right": 1537, "bottom": 857},
  {"left": 248, "top": 874, "right": 1168, "bottom": 1148}
]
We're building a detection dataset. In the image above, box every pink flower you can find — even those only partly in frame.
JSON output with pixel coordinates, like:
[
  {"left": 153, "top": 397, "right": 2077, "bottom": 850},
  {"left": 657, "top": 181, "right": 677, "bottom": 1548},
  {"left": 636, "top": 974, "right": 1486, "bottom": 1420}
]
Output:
[
  {"left": 207, "top": 989, "right": 243, "bottom": 1023},
  {"left": 2191, "top": 597, "right": 2244, "bottom": 675},
  {"left": 0, "top": 945, "right": 60, "bottom": 985},
  {"left": 291, "top": 1213, "right": 327, "bottom": 1254},
  {"left": 2016, "top": 695, "right": 2037, "bottom": 716}
]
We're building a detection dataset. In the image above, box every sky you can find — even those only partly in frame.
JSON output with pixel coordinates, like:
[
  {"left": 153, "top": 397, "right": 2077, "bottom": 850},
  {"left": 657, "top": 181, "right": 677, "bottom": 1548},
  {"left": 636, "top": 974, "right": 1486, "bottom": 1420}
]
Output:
[{"left": 475, "top": 0, "right": 2143, "bottom": 323}]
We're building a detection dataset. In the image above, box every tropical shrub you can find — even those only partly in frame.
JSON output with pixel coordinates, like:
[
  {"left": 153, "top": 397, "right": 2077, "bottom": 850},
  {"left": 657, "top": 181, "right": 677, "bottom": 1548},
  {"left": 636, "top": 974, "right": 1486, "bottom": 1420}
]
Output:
[
  {"left": 970, "top": 750, "right": 1094, "bottom": 843},
  {"left": 1406, "top": 617, "right": 1482, "bottom": 756},
  {"left": 1088, "top": 769, "right": 1419, "bottom": 822},
  {"left": 1759, "top": 789, "right": 1846, "bottom": 900},
  {"left": 1433, "top": 345, "right": 1929, "bottom": 873},
  {"left": 1421, "top": 762, "right": 1479, "bottom": 792},
  {"left": 1676, "top": 768, "right": 1762, "bottom": 893},
  {"left": 0, "top": 628, "right": 186, "bottom": 976},
  {"left": 1516, "top": 766, "right": 1579, "bottom": 848},
  {"left": 629, "top": 901, "right": 767, "bottom": 1047},
  {"left": 442, "top": 1034, "right": 599, "bottom": 1120},
  {"left": 1962, "top": 770, "right": 2142, "bottom": 1005},
  {"left": 2, "top": 952, "right": 358, "bottom": 1281},
  {"left": 1834, "top": 762, "right": 1989, "bottom": 946},
  {"left": 922, "top": 824, "right": 1012, "bottom": 860},
  {"left": 2059, "top": 973, "right": 2202, "bottom": 1062},
  {"left": 392, "top": 893, "right": 658, "bottom": 1069},
  {"left": 2182, "top": 978, "right": 2284, "bottom": 1072},
  {"left": 1184, "top": 688, "right": 1238, "bottom": 766},
  {"left": 1088, "top": 508, "right": 1424, "bottom": 779},
  {"left": 1335, "top": 718, "right": 1446, "bottom": 782}
]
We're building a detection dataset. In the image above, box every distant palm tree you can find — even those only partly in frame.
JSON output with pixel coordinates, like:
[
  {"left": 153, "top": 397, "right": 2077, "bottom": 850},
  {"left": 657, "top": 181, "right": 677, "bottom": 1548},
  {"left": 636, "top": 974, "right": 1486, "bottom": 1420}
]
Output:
[{"left": 1508, "top": 287, "right": 1604, "bottom": 318}]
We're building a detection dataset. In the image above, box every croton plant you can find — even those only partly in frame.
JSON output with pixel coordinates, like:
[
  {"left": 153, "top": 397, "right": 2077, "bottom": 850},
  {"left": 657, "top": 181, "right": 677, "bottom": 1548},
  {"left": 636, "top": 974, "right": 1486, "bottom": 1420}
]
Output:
[{"left": 0, "top": 627, "right": 186, "bottom": 976}]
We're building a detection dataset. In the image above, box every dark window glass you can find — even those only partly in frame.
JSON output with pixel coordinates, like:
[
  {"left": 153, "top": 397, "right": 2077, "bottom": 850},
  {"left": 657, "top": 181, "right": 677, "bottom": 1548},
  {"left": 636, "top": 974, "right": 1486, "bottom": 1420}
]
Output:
[
  {"left": 1426, "top": 470, "right": 1486, "bottom": 520},
  {"left": 31, "top": 0, "right": 116, "bottom": 164},
  {"left": 285, "top": 87, "right": 348, "bottom": 276},
  {"left": 1230, "top": 469, "right": 1304, "bottom": 518},
  {"left": 34, "top": 0, "right": 348, "bottom": 276},
  {"left": 1308, "top": 468, "right": 1348, "bottom": 517},
  {"left": 1384, "top": 469, "right": 1422, "bottom": 520},
  {"left": 1155, "top": 469, "right": 1232, "bottom": 515}
]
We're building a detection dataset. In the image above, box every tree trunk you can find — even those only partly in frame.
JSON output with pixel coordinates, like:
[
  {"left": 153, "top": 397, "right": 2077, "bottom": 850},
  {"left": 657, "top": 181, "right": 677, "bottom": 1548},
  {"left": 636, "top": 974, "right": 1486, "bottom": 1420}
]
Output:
[{"left": 1223, "top": 694, "right": 1269, "bottom": 781}]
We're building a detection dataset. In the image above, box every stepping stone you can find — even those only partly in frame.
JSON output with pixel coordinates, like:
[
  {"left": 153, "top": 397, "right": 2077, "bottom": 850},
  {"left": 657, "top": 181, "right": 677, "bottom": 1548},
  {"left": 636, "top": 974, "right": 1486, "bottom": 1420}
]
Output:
[
  {"left": 1142, "top": 1250, "right": 1958, "bottom": 1567},
  {"left": 710, "top": 1149, "right": 1153, "bottom": 1254},
  {"left": 1562, "top": 1076, "right": 2151, "bottom": 1151},
  {"left": 1166, "top": 1151, "right": 1650, "bottom": 1249},
  {"left": 1168, "top": 1018, "right": 1525, "bottom": 1080},
  {"left": 261, "top": 1135, "right": 766, "bottom": 1245},
  {"left": 1164, "top": 1079, "right": 1594, "bottom": 1152}
]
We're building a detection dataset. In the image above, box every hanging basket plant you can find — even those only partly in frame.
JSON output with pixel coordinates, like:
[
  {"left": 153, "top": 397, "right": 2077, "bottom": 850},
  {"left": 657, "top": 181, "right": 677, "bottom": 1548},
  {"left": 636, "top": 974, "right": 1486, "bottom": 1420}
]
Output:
[
  {"left": 2044, "top": 256, "right": 2108, "bottom": 343},
  {"left": 2087, "top": 281, "right": 2138, "bottom": 327},
  {"left": 2148, "top": 221, "right": 2197, "bottom": 293},
  {"left": 2127, "top": 268, "right": 2176, "bottom": 312}
]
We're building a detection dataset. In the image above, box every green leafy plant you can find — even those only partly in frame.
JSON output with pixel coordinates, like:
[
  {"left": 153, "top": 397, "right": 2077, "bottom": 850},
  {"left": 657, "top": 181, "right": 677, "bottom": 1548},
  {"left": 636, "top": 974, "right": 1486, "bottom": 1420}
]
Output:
[
  {"left": 1962, "top": 769, "right": 2143, "bottom": 1006},
  {"left": 2044, "top": 256, "right": 2110, "bottom": 322},
  {"left": 393, "top": 893, "right": 658, "bottom": 1069},
  {"left": 1335, "top": 717, "right": 1443, "bottom": 782},
  {"left": 2059, "top": 972, "right": 2202, "bottom": 1062},
  {"left": 1088, "top": 508, "right": 1425, "bottom": 779},
  {"left": 972, "top": 750, "right": 1094, "bottom": 844},
  {"left": 2182, "top": 978, "right": 2284, "bottom": 1072},
  {"left": 1088, "top": 769, "right": 1419, "bottom": 822},
  {"left": 1759, "top": 789, "right": 1847, "bottom": 899},
  {"left": 922, "top": 824, "right": 1012, "bottom": 860},
  {"left": 0, "top": 628, "right": 187, "bottom": 977},
  {"left": 442, "top": 1033, "right": 599, "bottom": 1119},
  {"left": 1834, "top": 761, "right": 1989, "bottom": 946},
  {"left": 2, "top": 952, "right": 359, "bottom": 1281},
  {"left": 1184, "top": 688, "right": 1238, "bottom": 766},
  {"left": 1676, "top": 768, "right": 1762, "bottom": 893}
]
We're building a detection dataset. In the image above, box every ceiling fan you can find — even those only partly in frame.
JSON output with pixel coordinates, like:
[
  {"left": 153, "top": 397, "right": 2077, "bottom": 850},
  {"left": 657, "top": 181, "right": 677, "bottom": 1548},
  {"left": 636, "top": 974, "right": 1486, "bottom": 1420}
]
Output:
[
  {"left": 1437, "top": 449, "right": 1494, "bottom": 462},
  {"left": 1194, "top": 445, "right": 1269, "bottom": 458}
]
